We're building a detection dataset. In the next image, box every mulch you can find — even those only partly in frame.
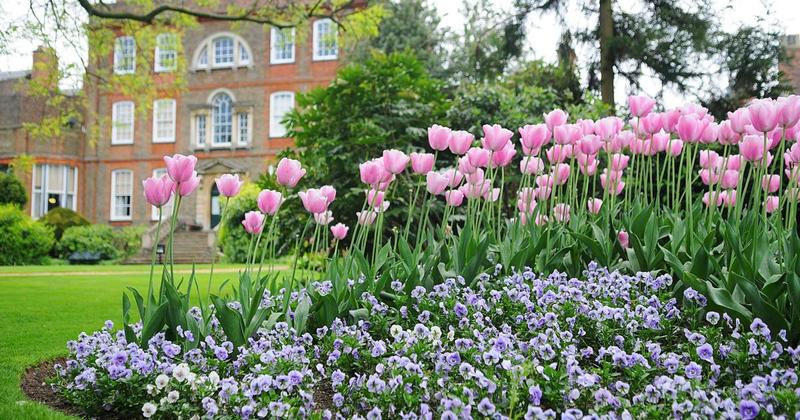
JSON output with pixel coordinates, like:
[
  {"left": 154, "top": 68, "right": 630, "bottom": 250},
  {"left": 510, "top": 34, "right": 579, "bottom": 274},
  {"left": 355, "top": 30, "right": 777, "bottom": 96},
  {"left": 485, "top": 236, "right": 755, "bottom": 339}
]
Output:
[{"left": 20, "top": 357, "right": 85, "bottom": 417}]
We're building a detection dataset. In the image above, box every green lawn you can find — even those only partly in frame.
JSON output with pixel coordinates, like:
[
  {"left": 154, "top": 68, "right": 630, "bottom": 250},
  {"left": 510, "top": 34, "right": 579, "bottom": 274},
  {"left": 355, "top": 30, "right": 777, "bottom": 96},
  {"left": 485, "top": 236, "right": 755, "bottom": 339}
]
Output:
[{"left": 0, "top": 263, "right": 266, "bottom": 419}]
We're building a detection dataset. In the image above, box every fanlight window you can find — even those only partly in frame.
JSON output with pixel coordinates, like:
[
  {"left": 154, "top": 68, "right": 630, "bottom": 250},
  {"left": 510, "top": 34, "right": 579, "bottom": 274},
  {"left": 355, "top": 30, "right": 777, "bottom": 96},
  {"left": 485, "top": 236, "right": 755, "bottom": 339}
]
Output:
[{"left": 193, "top": 33, "right": 253, "bottom": 70}]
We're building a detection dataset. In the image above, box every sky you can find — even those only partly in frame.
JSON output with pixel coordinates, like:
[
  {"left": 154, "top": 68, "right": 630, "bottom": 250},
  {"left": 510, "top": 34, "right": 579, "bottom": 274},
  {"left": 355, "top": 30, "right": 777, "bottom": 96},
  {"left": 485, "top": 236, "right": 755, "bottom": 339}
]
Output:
[{"left": 1, "top": 0, "right": 799, "bottom": 107}]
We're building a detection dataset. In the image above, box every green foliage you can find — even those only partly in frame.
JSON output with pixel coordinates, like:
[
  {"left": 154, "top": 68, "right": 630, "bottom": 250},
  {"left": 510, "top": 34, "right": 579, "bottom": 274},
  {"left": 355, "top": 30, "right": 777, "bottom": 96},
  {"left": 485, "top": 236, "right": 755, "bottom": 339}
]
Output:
[
  {"left": 38, "top": 207, "right": 90, "bottom": 240},
  {"left": 219, "top": 183, "right": 259, "bottom": 263},
  {"left": 113, "top": 225, "right": 146, "bottom": 260},
  {"left": 58, "top": 224, "right": 119, "bottom": 260},
  {"left": 0, "top": 204, "right": 55, "bottom": 265},
  {"left": 0, "top": 172, "right": 27, "bottom": 207}
]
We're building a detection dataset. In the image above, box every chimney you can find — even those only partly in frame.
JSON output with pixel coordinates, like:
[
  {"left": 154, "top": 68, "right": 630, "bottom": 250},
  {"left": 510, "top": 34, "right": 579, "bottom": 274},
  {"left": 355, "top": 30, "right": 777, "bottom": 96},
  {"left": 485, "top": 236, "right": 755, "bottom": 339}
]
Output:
[{"left": 31, "top": 46, "right": 58, "bottom": 84}]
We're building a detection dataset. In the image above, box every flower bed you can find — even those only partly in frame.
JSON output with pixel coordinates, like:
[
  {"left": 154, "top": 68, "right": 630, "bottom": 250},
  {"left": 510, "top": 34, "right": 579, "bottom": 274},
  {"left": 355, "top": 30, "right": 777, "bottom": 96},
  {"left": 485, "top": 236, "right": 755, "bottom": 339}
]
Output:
[{"left": 54, "top": 264, "right": 799, "bottom": 418}]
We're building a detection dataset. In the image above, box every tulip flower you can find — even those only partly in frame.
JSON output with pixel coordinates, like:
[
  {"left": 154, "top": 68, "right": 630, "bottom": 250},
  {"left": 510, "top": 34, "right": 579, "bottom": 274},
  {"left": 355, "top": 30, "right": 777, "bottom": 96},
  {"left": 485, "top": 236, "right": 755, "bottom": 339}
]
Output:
[
  {"left": 448, "top": 170, "right": 465, "bottom": 188},
  {"left": 740, "top": 135, "right": 765, "bottom": 162},
  {"left": 299, "top": 189, "right": 329, "bottom": 214},
  {"left": 177, "top": 172, "right": 201, "bottom": 196},
  {"left": 761, "top": 174, "right": 780, "bottom": 193},
  {"left": 699, "top": 169, "right": 719, "bottom": 186},
  {"left": 576, "top": 118, "right": 596, "bottom": 134},
  {"left": 466, "top": 168, "right": 484, "bottom": 185},
  {"left": 242, "top": 211, "right": 265, "bottom": 235},
  {"left": 257, "top": 189, "right": 283, "bottom": 215},
  {"left": 382, "top": 150, "right": 410, "bottom": 174},
  {"left": 721, "top": 190, "right": 737, "bottom": 207},
  {"left": 699, "top": 151, "right": 720, "bottom": 169},
  {"left": 594, "top": 117, "right": 622, "bottom": 141},
  {"left": 520, "top": 156, "right": 545, "bottom": 175},
  {"left": 765, "top": 195, "right": 779, "bottom": 213},
  {"left": 427, "top": 124, "right": 451, "bottom": 151},
  {"left": 778, "top": 95, "right": 800, "bottom": 128},
  {"left": 534, "top": 186, "right": 552, "bottom": 200},
  {"left": 276, "top": 158, "right": 306, "bottom": 188},
  {"left": 481, "top": 124, "right": 514, "bottom": 151},
  {"left": 553, "top": 124, "right": 582, "bottom": 145},
  {"left": 320, "top": 185, "right": 337, "bottom": 204},
  {"left": 668, "top": 139, "right": 684, "bottom": 156},
  {"left": 676, "top": 114, "right": 704, "bottom": 142},
  {"left": 366, "top": 189, "right": 384, "bottom": 207},
  {"left": 536, "top": 174, "right": 555, "bottom": 188},
  {"left": 458, "top": 156, "right": 478, "bottom": 174},
  {"left": 445, "top": 190, "right": 464, "bottom": 207},
  {"left": 546, "top": 144, "right": 573, "bottom": 164},
  {"left": 578, "top": 135, "right": 603, "bottom": 155},
  {"left": 587, "top": 198, "right": 603, "bottom": 214},
  {"left": 534, "top": 214, "right": 549, "bottom": 226},
  {"left": 460, "top": 182, "right": 491, "bottom": 200},
  {"left": 552, "top": 163, "right": 570, "bottom": 185},
  {"left": 143, "top": 174, "right": 174, "bottom": 208},
  {"left": 359, "top": 159, "right": 386, "bottom": 187},
  {"left": 727, "top": 108, "right": 751, "bottom": 134},
  {"left": 313, "top": 211, "right": 334, "bottom": 225},
  {"left": 640, "top": 112, "right": 663, "bottom": 134},
  {"left": 553, "top": 203, "right": 571, "bottom": 222},
  {"left": 721, "top": 170, "right": 739, "bottom": 189},
  {"left": 748, "top": 99, "right": 779, "bottom": 133},
  {"left": 330, "top": 223, "right": 349, "bottom": 240},
  {"left": 544, "top": 109, "right": 568, "bottom": 131},
  {"left": 490, "top": 142, "right": 516, "bottom": 168},
  {"left": 517, "top": 189, "right": 537, "bottom": 214},
  {"left": 466, "top": 147, "right": 491, "bottom": 168},
  {"left": 215, "top": 174, "right": 243, "bottom": 198},
  {"left": 610, "top": 154, "right": 630, "bottom": 171},
  {"left": 449, "top": 131, "right": 474, "bottom": 155},
  {"left": 164, "top": 154, "right": 197, "bottom": 183},
  {"left": 702, "top": 191, "right": 723, "bottom": 208},
  {"left": 357, "top": 210, "right": 377, "bottom": 225},
  {"left": 717, "top": 121, "right": 739, "bottom": 145},
  {"left": 484, "top": 187, "right": 500, "bottom": 202},
  {"left": 628, "top": 95, "right": 656, "bottom": 117},
  {"left": 618, "top": 230, "right": 630, "bottom": 248},
  {"left": 518, "top": 124, "right": 550, "bottom": 154},
  {"left": 410, "top": 153, "right": 435, "bottom": 174},
  {"left": 579, "top": 159, "right": 598, "bottom": 176},
  {"left": 426, "top": 171, "right": 450, "bottom": 195},
  {"left": 600, "top": 172, "right": 625, "bottom": 196}
]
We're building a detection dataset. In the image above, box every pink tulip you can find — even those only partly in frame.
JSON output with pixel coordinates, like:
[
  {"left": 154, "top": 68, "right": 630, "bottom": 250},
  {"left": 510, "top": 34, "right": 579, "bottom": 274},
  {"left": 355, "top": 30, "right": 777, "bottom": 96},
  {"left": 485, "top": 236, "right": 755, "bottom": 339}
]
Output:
[
  {"left": 618, "top": 230, "right": 630, "bottom": 248},
  {"left": 357, "top": 210, "right": 377, "bottom": 225},
  {"left": 576, "top": 119, "right": 595, "bottom": 135},
  {"left": 740, "top": 134, "right": 765, "bottom": 162},
  {"left": 699, "top": 150, "right": 719, "bottom": 169},
  {"left": 382, "top": 149, "right": 410, "bottom": 174},
  {"left": 410, "top": 153, "right": 435, "bottom": 174},
  {"left": 534, "top": 214, "right": 549, "bottom": 226},
  {"left": 676, "top": 114, "right": 703, "bottom": 142},
  {"left": 466, "top": 168, "right": 484, "bottom": 185},
  {"left": 517, "top": 189, "right": 537, "bottom": 214},
  {"left": 242, "top": 211, "right": 265, "bottom": 235},
  {"left": 699, "top": 169, "right": 719, "bottom": 186},
  {"left": 544, "top": 109, "right": 568, "bottom": 131},
  {"left": 787, "top": 125, "right": 800, "bottom": 142},
  {"left": 628, "top": 95, "right": 656, "bottom": 117},
  {"left": 610, "top": 154, "right": 630, "bottom": 171},
  {"left": 721, "top": 190, "right": 737, "bottom": 207},
  {"left": 366, "top": 189, "right": 384, "bottom": 207},
  {"left": 466, "top": 147, "right": 491, "bottom": 168},
  {"left": 578, "top": 135, "right": 603, "bottom": 155},
  {"left": 164, "top": 154, "right": 197, "bottom": 183},
  {"left": 484, "top": 187, "right": 500, "bottom": 202},
  {"left": 536, "top": 174, "right": 554, "bottom": 188},
  {"left": 518, "top": 124, "right": 551, "bottom": 154},
  {"left": 520, "top": 156, "right": 545, "bottom": 175},
  {"left": 652, "top": 132, "right": 670, "bottom": 152},
  {"left": 359, "top": 159, "right": 386, "bottom": 187},
  {"left": 481, "top": 124, "right": 514, "bottom": 151},
  {"left": 668, "top": 139, "right": 684, "bottom": 156},
  {"left": 600, "top": 173, "right": 625, "bottom": 196},
  {"left": 534, "top": 186, "right": 552, "bottom": 200},
  {"left": 428, "top": 125, "right": 451, "bottom": 151},
  {"left": 721, "top": 170, "right": 739, "bottom": 189},
  {"left": 143, "top": 174, "right": 174, "bottom": 207},
  {"left": 553, "top": 203, "right": 570, "bottom": 222},
  {"left": 299, "top": 189, "right": 329, "bottom": 214},
  {"left": 490, "top": 142, "right": 516, "bottom": 168},
  {"left": 553, "top": 124, "right": 582, "bottom": 145},
  {"left": 749, "top": 99, "right": 780, "bottom": 133},
  {"left": 460, "top": 182, "right": 491, "bottom": 199},
  {"left": 552, "top": 163, "right": 570, "bottom": 185},
  {"left": 765, "top": 195, "right": 779, "bottom": 213},
  {"left": 761, "top": 174, "right": 780, "bottom": 193},
  {"left": 698, "top": 122, "right": 719, "bottom": 145},
  {"left": 276, "top": 158, "right": 306, "bottom": 188},
  {"left": 257, "top": 189, "right": 283, "bottom": 215},
  {"left": 458, "top": 156, "right": 478, "bottom": 174},
  {"left": 640, "top": 112, "right": 663, "bottom": 134},
  {"left": 727, "top": 108, "right": 751, "bottom": 134},
  {"left": 426, "top": 171, "right": 449, "bottom": 195},
  {"left": 702, "top": 191, "right": 723, "bottom": 208},
  {"left": 579, "top": 159, "right": 598, "bottom": 176},
  {"left": 783, "top": 96, "right": 800, "bottom": 128},
  {"left": 726, "top": 155, "right": 742, "bottom": 170},
  {"left": 331, "top": 223, "right": 349, "bottom": 240},
  {"left": 546, "top": 144, "right": 573, "bottom": 164},
  {"left": 587, "top": 198, "right": 603, "bottom": 214},
  {"left": 448, "top": 170, "right": 464, "bottom": 188},
  {"left": 177, "top": 172, "right": 200, "bottom": 196},
  {"left": 449, "top": 131, "right": 474, "bottom": 155},
  {"left": 594, "top": 117, "right": 622, "bottom": 140},
  {"left": 445, "top": 190, "right": 464, "bottom": 207},
  {"left": 215, "top": 174, "right": 243, "bottom": 198},
  {"left": 718, "top": 121, "right": 739, "bottom": 145},
  {"left": 662, "top": 109, "right": 681, "bottom": 133},
  {"left": 314, "top": 211, "right": 334, "bottom": 225}
]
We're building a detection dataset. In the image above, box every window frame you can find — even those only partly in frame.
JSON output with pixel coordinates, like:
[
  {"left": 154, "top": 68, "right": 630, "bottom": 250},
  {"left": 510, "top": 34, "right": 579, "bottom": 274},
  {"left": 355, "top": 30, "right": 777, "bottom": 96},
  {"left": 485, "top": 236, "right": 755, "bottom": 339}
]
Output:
[
  {"left": 154, "top": 33, "right": 178, "bottom": 72},
  {"left": 30, "top": 164, "right": 78, "bottom": 219},
  {"left": 150, "top": 168, "right": 174, "bottom": 221},
  {"left": 114, "top": 36, "right": 136, "bottom": 74},
  {"left": 110, "top": 169, "right": 134, "bottom": 221},
  {"left": 212, "top": 36, "right": 235, "bottom": 67},
  {"left": 269, "top": 91, "right": 294, "bottom": 138},
  {"left": 152, "top": 99, "right": 176, "bottom": 143},
  {"left": 270, "top": 27, "right": 296, "bottom": 64},
  {"left": 111, "top": 101, "right": 135, "bottom": 145},
  {"left": 312, "top": 19, "right": 338, "bottom": 61},
  {"left": 212, "top": 93, "right": 233, "bottom": 146}
]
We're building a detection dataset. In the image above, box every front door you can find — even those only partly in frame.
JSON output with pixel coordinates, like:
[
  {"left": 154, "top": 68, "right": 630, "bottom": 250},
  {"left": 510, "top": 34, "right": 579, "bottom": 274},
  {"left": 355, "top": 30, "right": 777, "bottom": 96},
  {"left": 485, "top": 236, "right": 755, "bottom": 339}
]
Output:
[{"left": 210, "top": 184, "right": 221, "bottom": 229}]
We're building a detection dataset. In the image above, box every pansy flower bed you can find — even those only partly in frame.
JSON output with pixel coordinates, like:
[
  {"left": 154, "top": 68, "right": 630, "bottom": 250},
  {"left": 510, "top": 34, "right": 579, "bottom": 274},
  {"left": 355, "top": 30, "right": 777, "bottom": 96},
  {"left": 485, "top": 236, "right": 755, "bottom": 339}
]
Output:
[{"left": 54, "top": 264, "right": 800, "bottom": 418}]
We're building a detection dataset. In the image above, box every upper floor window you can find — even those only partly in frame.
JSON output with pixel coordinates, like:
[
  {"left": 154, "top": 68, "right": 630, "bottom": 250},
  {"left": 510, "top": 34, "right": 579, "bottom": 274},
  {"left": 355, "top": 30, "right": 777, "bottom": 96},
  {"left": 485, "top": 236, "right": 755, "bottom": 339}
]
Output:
[
  {"left": 155, "top": 33, "right": 178, "bottom": 72},
  {"left": 152, "top": 99, "right": 176, "bottom": 143},
  {"left": 193, "top": 33, "right": 252, "bottom": 70},
  {"left": 114, "top": 36, "right": 136, "bottom": 74},
  {"left": 112, "top": 101, "right": 135, "bottom": 145},
  {"left": 270, "top": 91, "right": 294, "bottom": 137},
  {"left": 212, "top": 92, "right": 233, "bottom": 145},
  {"left": 271, "top": 27, "right": 295, "bottom": 64},
  {"left": 313, "top": 19, "right": 338, "bottom": 61},
  {"left": 111, "top": 169, "right": 133, "bottom": 221}
]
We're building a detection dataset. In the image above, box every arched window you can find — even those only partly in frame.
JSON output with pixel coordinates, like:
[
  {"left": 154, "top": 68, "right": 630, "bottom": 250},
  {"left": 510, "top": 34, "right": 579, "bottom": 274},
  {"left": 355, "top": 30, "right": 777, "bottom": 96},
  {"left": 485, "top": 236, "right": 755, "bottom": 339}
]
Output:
[
  {"left": 193, "top": 33, "right": 253, "bottom": 70},
  {"left": 212, "top": 92, "right": 233, "bottom": 145}
]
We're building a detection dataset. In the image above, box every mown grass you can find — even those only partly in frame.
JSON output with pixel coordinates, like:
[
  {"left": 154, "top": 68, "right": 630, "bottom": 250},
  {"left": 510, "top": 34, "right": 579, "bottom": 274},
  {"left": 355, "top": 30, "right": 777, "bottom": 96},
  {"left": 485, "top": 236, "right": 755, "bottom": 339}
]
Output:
[{"left": 0, "top": 263, "right": 286, "bottom": 419}]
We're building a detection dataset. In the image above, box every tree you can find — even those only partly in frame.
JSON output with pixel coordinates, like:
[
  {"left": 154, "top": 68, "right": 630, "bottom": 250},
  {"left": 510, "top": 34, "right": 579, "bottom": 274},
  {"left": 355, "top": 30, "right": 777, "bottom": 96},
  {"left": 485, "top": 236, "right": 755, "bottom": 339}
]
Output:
[{"left": 0, "top": 173, "right": 27, "bottom": 207}]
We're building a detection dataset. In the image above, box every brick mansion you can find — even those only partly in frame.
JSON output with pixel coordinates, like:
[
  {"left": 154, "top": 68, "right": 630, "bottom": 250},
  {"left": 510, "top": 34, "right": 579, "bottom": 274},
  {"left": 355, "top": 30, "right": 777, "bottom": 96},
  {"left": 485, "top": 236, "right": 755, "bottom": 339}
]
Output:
[{"left": 0, "top": 13, "right": 341, "bottom": 233}]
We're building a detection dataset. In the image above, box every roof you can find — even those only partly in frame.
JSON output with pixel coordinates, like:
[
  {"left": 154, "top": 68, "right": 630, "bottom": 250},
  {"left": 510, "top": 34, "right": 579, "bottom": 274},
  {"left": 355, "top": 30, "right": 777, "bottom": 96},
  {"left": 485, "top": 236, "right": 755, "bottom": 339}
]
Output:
[{"left": 0, "top": 70, "right": 31, "bottom": 82}]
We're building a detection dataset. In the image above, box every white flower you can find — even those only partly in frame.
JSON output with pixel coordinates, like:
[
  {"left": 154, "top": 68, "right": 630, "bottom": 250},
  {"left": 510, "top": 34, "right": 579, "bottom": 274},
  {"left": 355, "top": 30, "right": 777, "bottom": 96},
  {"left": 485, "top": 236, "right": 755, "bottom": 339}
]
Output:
[
  {"left": 173, "top": 363, "right": 190, "bottom": 382},
  {"left": 190, "top": 416, "right": 200, "bottom": 420},
  {"left": 167, "top": 390, "right": 179, "bottom": 403},
  {"left": 389, "top": 325, "right": 403, "bottom": 338},
  {"left": 447, "top": 330, "right": 455, "bottom": 341},
  {"left": 146, "top": 384, "right": 156, "bottom": 396},
  {"left": 142, "top": 402, "right": 157, "bottom": 418},
  {"left": 431, "top": 326, "right": 442, "bottom": 340},
  {"left": 155, "top": 374, "right": 169, "bottom": 390},
  {"left": 208, "top": 371, "right": 220, "bottom": 386}
]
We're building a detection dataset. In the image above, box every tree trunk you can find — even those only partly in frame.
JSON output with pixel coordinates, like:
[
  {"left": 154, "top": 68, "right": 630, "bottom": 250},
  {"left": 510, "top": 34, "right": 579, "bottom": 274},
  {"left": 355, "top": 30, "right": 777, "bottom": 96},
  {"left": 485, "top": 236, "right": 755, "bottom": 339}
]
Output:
[{"left": 598, "top": 0, "right": 615, "bottom": 109}]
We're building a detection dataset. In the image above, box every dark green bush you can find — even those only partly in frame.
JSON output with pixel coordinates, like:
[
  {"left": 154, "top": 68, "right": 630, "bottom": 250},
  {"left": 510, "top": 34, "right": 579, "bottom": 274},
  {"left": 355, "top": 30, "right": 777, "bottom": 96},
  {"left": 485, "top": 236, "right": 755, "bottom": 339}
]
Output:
[
  {"left": 219, "top": 183, "right": 259, "bottom": 263},
  {"left": 58, "top": 224, "right": 119, "bottom": 260},
  {"left": 39, "top": 207, "right": 90, "bottom": 240},
  {"left": 0, "top": 172, "right": 27, "bottom": 207},
  {"left": 113, "top": 225, "right": 146, "bottom": 260},
  {"left": 0, "top": 204, "right": 55, "bottom": 265}
]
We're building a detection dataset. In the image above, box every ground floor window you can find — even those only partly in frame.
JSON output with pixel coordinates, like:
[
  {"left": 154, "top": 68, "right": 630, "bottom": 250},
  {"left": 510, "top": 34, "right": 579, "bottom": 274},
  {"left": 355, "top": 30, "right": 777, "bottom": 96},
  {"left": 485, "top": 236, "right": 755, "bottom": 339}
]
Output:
[
  {"left": 31, "top": 164, "right": 78, "bottom": 219},
  {"left": 111, "top": 169, "right": 133, "bottom": 221}
]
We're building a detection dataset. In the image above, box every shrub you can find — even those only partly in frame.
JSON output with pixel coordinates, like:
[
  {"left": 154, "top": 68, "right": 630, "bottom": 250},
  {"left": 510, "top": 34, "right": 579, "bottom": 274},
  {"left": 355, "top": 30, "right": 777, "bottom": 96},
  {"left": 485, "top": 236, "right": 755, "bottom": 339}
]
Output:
[
  {"left": 39, "top": 207, "right": 90, "bottom": 240},
  {"left": 219, "top": 183, "right": 259, "bottom": 263},
  {"left": 113, "top": 225, "right": 146, "bottom": 260},
  {"left": 0, "top": 204, "right": 54, "bottom": 265},
  {"left": 58, "top": 224, "right": 119, "bottom": 260},
  {"left": 0, "top": 172, "right": 27, "bottom": 207}
]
